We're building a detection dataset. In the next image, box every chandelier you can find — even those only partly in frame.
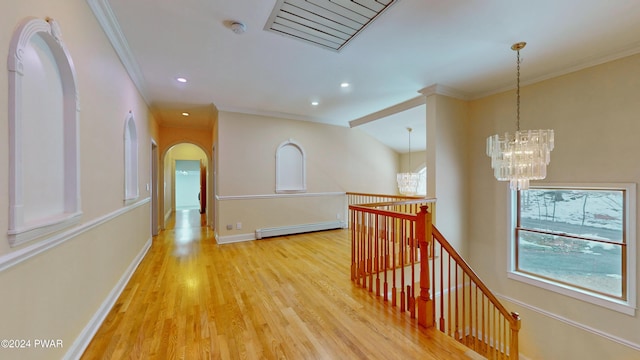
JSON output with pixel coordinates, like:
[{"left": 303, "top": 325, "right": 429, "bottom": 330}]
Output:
[
  {"left": 397, "top": 127, "right": 420, "bottom": 195},
  {"left": 486, "top": 42, "right": 554, "bottom": 191}
]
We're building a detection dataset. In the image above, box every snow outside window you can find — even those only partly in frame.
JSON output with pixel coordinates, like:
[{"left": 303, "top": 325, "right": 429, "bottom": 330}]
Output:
[{"left": 508, "top": 184, "right": 636, "bottom": 315}]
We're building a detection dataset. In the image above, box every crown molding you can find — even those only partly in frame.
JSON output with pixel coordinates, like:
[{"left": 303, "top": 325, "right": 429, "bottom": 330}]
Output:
[
  {"left": 348, "top": 95, "right": 425, "bottom": 128},
  {"left": 216, "top": 106, "right": 342, "bottom": 126},
  {"left": 418, "top": 84, "right": 471, "bottom": 100},
  {"left": 472, "top": 42, "right": 640, "bottom": 100},
  {"left": 85, "top": 0, "right": 150, "bottom": 105}
]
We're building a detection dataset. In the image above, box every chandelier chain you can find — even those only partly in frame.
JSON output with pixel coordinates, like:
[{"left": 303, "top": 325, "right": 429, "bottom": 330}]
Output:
[
  {"left": 407, "top": 127, "right": 412, "bottom": 171},
  {"left": 516, "top": 48, "right": 521, "bottom": 132}
]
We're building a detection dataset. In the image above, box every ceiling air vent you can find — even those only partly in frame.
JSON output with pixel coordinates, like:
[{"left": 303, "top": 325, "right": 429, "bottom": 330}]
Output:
[{"left": 264, "top": 0, "right": 398, "bottom": 52}]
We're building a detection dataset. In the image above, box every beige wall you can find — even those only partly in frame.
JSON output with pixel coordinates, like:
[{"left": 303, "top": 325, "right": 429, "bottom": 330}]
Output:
[
  {"left": 216, "top": 111, "right": 399, "bottom": 240},
  {"left": 399, "top": 150, "right": 427, "bottom": 174},
  {"left": 0, "top": 0, "right": 155, "bottom": 358},
  {"left": 425, "top": 95, "right": 470, "bottom": 256},
  {"left": 468, "top": 53, "right": 640, "bottom": 359}
]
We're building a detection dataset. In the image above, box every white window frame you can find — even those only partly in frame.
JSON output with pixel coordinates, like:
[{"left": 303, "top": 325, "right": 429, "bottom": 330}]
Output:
[{"left": 507, "top": 183, "right": 636, "bottom": 315}]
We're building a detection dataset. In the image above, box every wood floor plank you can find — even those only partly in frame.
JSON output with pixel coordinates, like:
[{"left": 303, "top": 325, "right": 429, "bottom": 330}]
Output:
[{"left": 81, "top": 209, "right": 476, "bottom": 359}]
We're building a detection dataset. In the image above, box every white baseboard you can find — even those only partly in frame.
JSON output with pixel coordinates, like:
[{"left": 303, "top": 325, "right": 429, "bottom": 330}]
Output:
[
  {"left": 216, "top": 233, "right": 256, "bottom": 244},
  {"left": 64, "top": 237, "right": 152, "bottom": 359},
  {"left": 255, "top": 221, "right": 344, "bottom": 239}
]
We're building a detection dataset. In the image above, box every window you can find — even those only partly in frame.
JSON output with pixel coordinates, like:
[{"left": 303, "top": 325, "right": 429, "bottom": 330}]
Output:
[{"left": 509, "top": 184, "right": 636, "bottom": 315}]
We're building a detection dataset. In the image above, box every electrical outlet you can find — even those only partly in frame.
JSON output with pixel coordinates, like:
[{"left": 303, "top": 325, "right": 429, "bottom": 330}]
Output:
[
  {"left": 236, "top": 222, "right": 242, "bottom": 230},
  {"left": 226, "top": 224, "right": 232, "bottom": 230}
]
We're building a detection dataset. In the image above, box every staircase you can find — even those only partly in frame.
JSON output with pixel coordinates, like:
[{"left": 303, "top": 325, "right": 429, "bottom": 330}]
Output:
[{"left": 347, "top": 193, "right": 521, "bottom": 360}]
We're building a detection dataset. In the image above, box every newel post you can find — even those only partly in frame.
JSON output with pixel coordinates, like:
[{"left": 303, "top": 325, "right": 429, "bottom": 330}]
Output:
[
  {"left": 417, "top": 205, "right": 434, "bottom": 328},
  {"left": 510, "top": 312, "right": 521, "bottom": 359}
]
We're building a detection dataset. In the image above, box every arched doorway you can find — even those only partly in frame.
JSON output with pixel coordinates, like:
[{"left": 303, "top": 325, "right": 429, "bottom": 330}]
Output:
[{"left": 162, "top": 143, "right": 209, "bottom": 228}]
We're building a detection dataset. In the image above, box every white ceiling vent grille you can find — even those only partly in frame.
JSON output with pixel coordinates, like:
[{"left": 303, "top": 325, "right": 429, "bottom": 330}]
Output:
[{"left": 264, "top": 0, "right": 398, "bottom": 52}]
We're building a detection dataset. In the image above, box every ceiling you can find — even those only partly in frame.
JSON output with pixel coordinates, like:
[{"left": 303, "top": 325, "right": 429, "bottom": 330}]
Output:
[{"left": 89, "top": 0, "right": 640, "bottom": 152}]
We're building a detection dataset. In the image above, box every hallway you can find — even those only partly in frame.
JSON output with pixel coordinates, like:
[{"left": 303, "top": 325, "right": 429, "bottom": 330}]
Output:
[{"left": 81, "top": 210, "right": 474, "bottom": 359}]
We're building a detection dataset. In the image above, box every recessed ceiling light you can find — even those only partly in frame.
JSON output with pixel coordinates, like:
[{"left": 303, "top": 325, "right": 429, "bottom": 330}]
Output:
[
  {"left": 340, "top": 82, "right": 350, "bottom": 88},
  {"left": 176, "top": 77, "right": 187, "bottom": 83},
  {"left": 182, "top": 112, "right": 190, "bottom": 116},
  {"left": 311, "top": 101, "right": 319, "bottom": 106}
]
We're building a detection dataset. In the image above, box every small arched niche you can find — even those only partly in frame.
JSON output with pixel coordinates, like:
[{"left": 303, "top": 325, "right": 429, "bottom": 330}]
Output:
[
  {"left": 124, "top": 112, "right": 139, "bottom": 202},
  {"left": 7, "top": 17, "right": 81, "bottom": 246},
  {"left": 275, "top": 139, "right": 306, "bottom": 193}
]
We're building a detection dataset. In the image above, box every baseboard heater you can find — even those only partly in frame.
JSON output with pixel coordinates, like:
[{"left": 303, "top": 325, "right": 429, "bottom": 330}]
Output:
[{"left": 255, "top": 221, "right": 344, "bottom": 240}]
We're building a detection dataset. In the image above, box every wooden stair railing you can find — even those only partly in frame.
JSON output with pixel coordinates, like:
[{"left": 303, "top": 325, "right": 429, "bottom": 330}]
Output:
[{"left": 349, "top": 197, "right": 520, "bottom": 360}]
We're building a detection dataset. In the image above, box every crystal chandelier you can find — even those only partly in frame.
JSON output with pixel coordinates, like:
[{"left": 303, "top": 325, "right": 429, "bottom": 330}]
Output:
[
  {"left": 397, "top": 127, "right": 420, "bottom": 195},
  {"left": 486, "top": 42, "right": 554, "bottom": 191}
]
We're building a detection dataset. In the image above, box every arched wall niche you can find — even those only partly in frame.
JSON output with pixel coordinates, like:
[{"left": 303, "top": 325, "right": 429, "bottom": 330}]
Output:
[
  {"left": 124, "top": 111, "right": 139, "bottom": 202},
  {"left": 7, "top": 17, "right": 81, "bottom": 246},
  {"left": 275, "top": 139, "right": 306, "bottom": 193}
]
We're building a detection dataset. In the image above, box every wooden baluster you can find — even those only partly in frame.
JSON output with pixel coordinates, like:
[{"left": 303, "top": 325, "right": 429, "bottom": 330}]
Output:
[
  {"left": 383, "top": 216, "right": 389, "bottom": 301},
  {"left": 364, "top": 212, "right": 369, "bottom": 288},
  {"left": 351, "top": 208, "right": 356, "bottom": 281},
  {"left": 447, "top": 254, "right": 452, "bottom": 337},
  {"left": 356, "top": 209, "right": 361, "bottom": 285},
  {"left": 432, "top": 223, "right": 437, "bottom": 326},
  {"left": 469, "top": 282, "right": 473, "bottom": 350},
  {"left": 497, "top": 314, "right": 500, "bottom": 359},
  {"left": 500, "top": 315, "right": 504, "bottom": 359},
  {"left": 462, "top": 272, "right": 466, "bottom": 346},
  {"left": 482, "top": 294, "right": 485, "bottom": 352},
  {"left": 357, "top": 211, "right": 363, "bottom": 286},
  {"left": 497, "top": 315, "right": 501, "bottom": 359},
  {"left": 474, "top": 285, "right": 479, "bottom": 353},
  {"left": 504, "top": 314, "right": 508, "bottom": 359},
  {"left": 391, "top": 216, "right": 397, "bottom": 307},
  {"left": 400, "top": 218, "right": 406, "bottom": 313},
  {"left": 367, "top": 213, "right": 373, "bottom": 291},
  {"left": 439, "top": 242, "right": 445, "bottom": 332},
  {"left": 409, "top": 220, "right": 416, "bottom": 318},
  {"left": 375, "top": 214, "right": 380, "bottom": 296},
  {"left": 360, "top": 212, "right": 365, "bottom": 286},
  {"left": 492, "top": 305, "right": 496, "bottom": 357},
  {"left": 455, "top": 265, "right": 460, "bottom": 341}
]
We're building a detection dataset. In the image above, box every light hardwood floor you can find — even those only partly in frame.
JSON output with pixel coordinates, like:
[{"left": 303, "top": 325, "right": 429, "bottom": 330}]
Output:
[{"left": 81, "top": 209, "right": 477, "bottom": 359}]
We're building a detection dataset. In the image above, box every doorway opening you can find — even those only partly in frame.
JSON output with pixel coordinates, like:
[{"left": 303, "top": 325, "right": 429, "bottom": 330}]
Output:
[
  {"left": 163, "top": 143, "right": 209, "bottom": 228},
  {"left": 175, "top": 160, "right": 201, "bottom": 210}
]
